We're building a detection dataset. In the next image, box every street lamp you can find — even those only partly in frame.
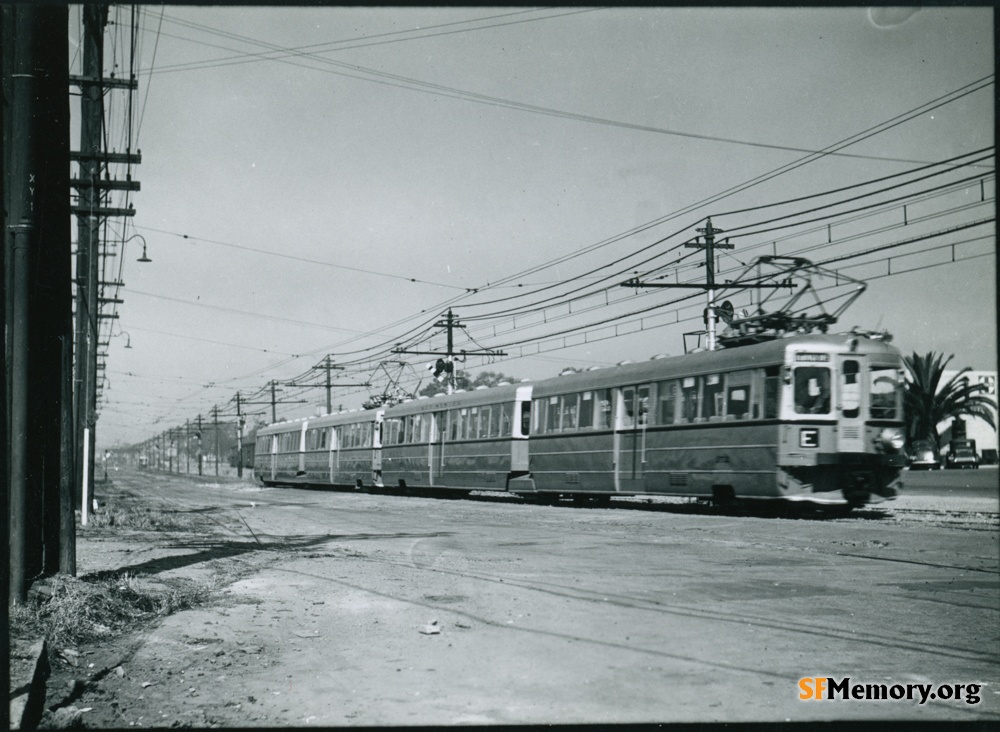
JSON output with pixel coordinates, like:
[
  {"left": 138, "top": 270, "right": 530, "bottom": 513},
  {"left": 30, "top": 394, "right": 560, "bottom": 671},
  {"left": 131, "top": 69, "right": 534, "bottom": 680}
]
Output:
[{"left": 127, "top": 233, "right": 152, "bottom": 263}]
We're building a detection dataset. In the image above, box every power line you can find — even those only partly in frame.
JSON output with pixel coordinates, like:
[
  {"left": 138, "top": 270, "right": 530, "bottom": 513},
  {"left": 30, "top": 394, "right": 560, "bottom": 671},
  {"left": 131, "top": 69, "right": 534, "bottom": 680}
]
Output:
[{"left": 135, "top": 225, "right": 472, "bottom": 291}]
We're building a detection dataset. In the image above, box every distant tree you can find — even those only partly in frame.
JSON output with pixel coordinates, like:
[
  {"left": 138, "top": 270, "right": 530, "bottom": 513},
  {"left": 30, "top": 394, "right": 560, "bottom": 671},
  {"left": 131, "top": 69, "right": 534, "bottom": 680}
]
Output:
[
  {"left": 417, "top": 369, "right": 519, "bottom": 398},
  {"left": 903, "top": 352, "right": 996, "bottom": 450}
]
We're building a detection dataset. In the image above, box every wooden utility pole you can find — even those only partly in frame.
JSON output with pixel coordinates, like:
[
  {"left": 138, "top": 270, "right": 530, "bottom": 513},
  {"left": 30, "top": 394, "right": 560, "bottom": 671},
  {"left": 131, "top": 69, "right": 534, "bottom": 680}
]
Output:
[
  {"left": 5, "top": 3, "right": 41, "bottom": 603},
  {"left": 72, "top": 3, "right": 106, "bottom": 524},
  {"left": 4, "top": 3, "right": 71, "bottom": 601},
  {"left": 196, "top": 415, "right": 203, "bottom": 475},
  {"left": 392, "top": 309, "right": 506, "bottom": 395},
  {"left": 235, "top": 393, "right": 244, "bottom": 478},
  {"left": 286, "top": 357, "right": 369, "bottom": 413},
  {"left": 239, "top": 387, "right": 307, "bottom": 429},
  {"left": 687, "top": 218, "right": 731, "bottom": 351},
  {"left": 211, "top": 405, "right": 220, "bottom": 477},
  {"left": 70, "top": 1, "right": 139, "bottom": 517}
]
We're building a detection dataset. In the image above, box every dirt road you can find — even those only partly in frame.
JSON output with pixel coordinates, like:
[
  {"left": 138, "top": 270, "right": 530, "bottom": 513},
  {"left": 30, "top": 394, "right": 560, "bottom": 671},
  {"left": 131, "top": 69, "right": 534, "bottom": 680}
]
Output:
[{"left": 35, "top": 469, "right": 1000, "bottom": 727}]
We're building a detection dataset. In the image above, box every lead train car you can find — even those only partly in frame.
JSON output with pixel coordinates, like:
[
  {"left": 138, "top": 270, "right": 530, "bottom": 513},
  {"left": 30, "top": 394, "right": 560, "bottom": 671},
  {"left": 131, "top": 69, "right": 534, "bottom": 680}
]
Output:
[
  {"left": 521, "top": 332, "right": 906, "bottom": 507},
  {"left": 253, "top": 331, "right": 907, "bottom": 508}
]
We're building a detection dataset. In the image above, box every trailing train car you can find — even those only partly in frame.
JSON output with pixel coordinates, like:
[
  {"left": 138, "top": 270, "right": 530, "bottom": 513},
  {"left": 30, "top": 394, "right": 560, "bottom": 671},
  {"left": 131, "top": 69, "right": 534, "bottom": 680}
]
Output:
[
  {"left": 254, "top": 407, "right": 384, "bottom": 487},
  {"left": 254, "top": 330, "right": 907, "bottom": 509},
  {"left": 518, "top": 332, "right": 906, "bottom": 507},
  {"left": 380, "top": 383, "right": 533, "bottom": 492}
]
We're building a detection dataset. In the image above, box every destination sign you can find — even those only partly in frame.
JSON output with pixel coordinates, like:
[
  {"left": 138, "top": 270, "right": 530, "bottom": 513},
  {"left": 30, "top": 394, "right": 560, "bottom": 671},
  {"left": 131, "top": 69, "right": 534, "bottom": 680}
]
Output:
[{"left": 795, "top": 353, "right": 830, "bottom": 362}]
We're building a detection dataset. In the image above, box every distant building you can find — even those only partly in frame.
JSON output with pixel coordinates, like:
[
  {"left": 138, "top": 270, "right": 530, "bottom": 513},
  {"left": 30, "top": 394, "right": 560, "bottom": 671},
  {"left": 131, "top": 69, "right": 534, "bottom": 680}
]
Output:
[{"left": 938, "top": 370, "right": 998, "bottom": 460}]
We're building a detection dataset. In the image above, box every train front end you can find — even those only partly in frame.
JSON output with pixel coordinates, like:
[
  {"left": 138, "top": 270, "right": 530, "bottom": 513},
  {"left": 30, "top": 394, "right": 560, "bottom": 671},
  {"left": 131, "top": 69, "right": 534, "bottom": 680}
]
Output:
[{"left": 774, "top": 333, "right": 907, "bottom": 508}]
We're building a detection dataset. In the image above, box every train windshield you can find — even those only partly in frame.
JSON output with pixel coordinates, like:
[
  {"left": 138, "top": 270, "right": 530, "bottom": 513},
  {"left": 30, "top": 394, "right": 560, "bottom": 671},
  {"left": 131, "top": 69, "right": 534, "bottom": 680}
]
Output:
[{"left": 793, "top": 366, "right": 831, "bottom": 415}]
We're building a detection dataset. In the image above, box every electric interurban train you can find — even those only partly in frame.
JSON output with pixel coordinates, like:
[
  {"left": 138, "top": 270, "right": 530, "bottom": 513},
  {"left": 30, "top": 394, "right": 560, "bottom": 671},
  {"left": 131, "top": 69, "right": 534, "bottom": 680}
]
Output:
[{"left": 253, "top": 330, "right": 908, "bottom": 509}]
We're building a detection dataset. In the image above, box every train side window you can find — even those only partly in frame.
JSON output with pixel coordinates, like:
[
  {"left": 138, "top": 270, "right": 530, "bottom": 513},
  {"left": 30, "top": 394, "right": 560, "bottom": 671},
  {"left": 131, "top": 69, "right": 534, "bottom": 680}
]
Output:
[
  {"left": 679, "top": 377, "right": 699, "bottom": 423},
  {"left": 561, "top": 394, "right": 580, "bottom": 431},
  {"left": 597, "top": 389, "right": 613, "bottom": 429},
  {"left": 621, "top": 387, "right": 636, "bottom": 429},
  {"left": 520, "top": 401, "right": 531, "bottom": 436},
  {"left": 546, "top": 396, "right": 561, "bottom": 433},
  {"left": 478, "top": 406, "right": 489, "bottom": 438},
  {"left": 764, "top": 367, "right": 780, "bottom": 419},
  {"left": 500, "top": 402, "right": 513, "bottom": 437},
  {"left": 469, "top": 407, "right": 480, "bottom": 439},
  {"left": 726, "top": 371, "right": 753, "bottom": 420},
  {"left": 794, "top": 367, "right": 831, "bottom": 414},
  {"left": 702, "top": 375, "right": 724, "bottom": 420},
  {"left": 657, "top": 380, "right": 677, "bottom": 425},
  {"left": 638, "top": 385, "right": 652, "bottom": 426},
  {"left": 579, "top": 391, "right": 595, "bottom": 430}
]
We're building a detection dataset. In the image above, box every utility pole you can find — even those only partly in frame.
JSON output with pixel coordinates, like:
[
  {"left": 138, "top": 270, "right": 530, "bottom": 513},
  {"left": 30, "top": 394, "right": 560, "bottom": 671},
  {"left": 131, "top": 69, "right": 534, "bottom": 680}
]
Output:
[
  {"left": 73, "top": 4, "right": 108, "bottom": 523},
  {"left": 196, "top": 414, "right": 203, "bottom": 476},
  {"left": 211, "top": 405, "right": 220, "bottom": 477},
  {"left": 321, "top": 355, "right": 339, "bottom": 414},
  {"left": 286, "top": 358, "right": 369, "bottom": 413},
  {"left": 70, "top": 1, "right": 139, "bottom": 520},
  {"left": 235, "top": 392, "right": 245, "bottom": 478},
  {"left": 4, "top": 3, "right": 72, "bottom": 600},
  {"left": 5, "top": 3, "right": 41, "bottom": 603},
  {"left": 239, "top": 386, "right": 307, "bottom": 427},
  {"left": 623, "top": 217, "right": 786, "bottom": 351},
  {"left": 392, "top": 309, "right": 506, "bottom": 395},
  {"left": 185, "top": 419, "right": 191, "bottom": 474}
]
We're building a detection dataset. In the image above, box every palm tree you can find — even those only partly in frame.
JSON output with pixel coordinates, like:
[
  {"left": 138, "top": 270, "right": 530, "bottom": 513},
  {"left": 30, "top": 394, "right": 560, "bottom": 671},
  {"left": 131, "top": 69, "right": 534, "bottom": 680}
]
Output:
[{"left": 903, "top": 351, "right": 997, "bottom": 451}]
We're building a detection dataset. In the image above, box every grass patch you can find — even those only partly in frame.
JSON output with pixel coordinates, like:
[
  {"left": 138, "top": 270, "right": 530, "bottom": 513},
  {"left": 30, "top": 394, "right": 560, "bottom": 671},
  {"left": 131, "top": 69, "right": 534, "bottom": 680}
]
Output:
[
  {"left": 9, "top": 572, "right": 215, "bottom": 647},
  {"left": 87, "top": 505, "right": 189, "bottom": 531}
]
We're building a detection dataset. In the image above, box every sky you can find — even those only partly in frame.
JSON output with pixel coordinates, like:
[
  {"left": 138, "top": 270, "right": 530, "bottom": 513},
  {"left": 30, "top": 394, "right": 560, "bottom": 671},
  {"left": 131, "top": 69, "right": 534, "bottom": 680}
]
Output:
[{"left": 74, "top": 6, "right": 996, "bottom": 449}]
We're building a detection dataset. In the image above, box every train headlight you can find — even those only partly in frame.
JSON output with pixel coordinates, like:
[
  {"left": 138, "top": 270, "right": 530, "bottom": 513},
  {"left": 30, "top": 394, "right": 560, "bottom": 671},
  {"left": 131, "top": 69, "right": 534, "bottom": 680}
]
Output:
[{"left": 878, "top": 428, "right": 906, "bottom": 453}]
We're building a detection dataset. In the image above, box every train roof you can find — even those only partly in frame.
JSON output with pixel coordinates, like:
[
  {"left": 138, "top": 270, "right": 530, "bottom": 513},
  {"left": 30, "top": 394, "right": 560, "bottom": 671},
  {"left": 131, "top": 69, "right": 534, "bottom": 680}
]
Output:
[
  {"left": 530, "top": 330, "right": 900, "bottom": 396},
  {"left": 257, "top": 407, "right": 381, "bottom": 436},
  {"left": 385, "top": 382, "right": 530, "bottom": 417}
]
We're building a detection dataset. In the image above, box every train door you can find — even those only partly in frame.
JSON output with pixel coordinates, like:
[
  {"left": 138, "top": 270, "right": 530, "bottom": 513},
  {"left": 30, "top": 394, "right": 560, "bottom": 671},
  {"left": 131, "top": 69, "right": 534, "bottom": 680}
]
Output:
[
  {"left": 372, "top": 411, "right": 384, "bottom": 487},
  {"left": 616, "top": 384, "right": 649, "bottom": 491},
  {"left": 269, "top": 435, "right": 277, "bottom": 481},
  {"left": 432, "top": 411, "right": 447, "bottom": 485},
  {"left": 836, "top": 355, "right": 865, "bottom": 452},
  {"left": 329, "top": 426, "right": 339, "bottom": 483}
]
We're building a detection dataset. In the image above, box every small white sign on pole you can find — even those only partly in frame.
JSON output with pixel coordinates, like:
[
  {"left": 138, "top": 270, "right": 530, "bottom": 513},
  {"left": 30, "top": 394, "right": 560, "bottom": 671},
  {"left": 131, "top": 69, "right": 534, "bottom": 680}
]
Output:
[{"left": 82, "top": 427, "right": 90, "bottom": 526}]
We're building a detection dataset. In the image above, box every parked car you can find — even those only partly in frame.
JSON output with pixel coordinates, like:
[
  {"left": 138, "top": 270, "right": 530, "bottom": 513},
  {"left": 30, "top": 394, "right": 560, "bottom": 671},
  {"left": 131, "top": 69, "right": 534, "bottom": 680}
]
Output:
[
  {"left": 908, "top": 439, "right": 941, "bottom": 470},
  {"left": 946, "top": 447, "right": 980, "bottom": 469}
]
